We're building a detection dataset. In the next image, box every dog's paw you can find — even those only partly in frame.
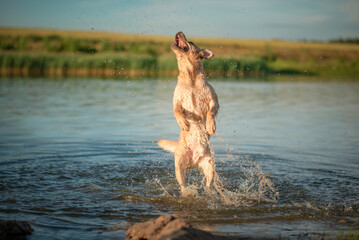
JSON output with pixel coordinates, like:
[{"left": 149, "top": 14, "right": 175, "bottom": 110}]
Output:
[
  {"left": 206, "top": 112, "right": 216, "bottom": 136},
  {"left": 204, "top": 187, "right": 215, "bottom": 196},
  {"left": 206, "top": 119, "right": 216, "bottom": 136},
  {"left": 207, "top": 124, "right": 216, "bottom": 136}
]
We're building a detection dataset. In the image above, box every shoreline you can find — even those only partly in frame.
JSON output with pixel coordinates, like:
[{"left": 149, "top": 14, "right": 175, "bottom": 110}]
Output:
[{"left": 1, "top": 27, "right": 358, "bottom": 80}]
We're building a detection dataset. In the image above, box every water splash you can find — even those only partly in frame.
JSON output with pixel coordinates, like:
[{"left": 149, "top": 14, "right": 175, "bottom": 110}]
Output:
[
  {"left": 181, "top": 185, "right": 199, "bottom": 198},
  {"left": 152, "top": 149, "right": 279, "bottom": 207},
  {"left": 205, "top": 151, "right": 279, "bottom": 207},
  {"left": 206, "top": 133, "right": 279, "bottom": 206}
]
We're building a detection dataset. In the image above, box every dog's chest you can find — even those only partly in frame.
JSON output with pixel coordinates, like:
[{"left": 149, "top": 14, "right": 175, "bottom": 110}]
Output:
[{"left": 180, "top": 87, "right": 209, "bottom": 115}]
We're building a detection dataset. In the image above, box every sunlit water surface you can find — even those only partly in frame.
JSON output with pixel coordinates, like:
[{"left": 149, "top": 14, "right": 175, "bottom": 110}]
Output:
[{"left": 0, "top": 78, "right": 358, "bottom": 239}]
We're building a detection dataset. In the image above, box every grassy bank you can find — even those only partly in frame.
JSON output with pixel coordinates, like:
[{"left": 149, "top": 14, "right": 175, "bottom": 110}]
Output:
[
  {"left": 0, "top": 52, "right": 267, "bottom": 78},
  {"left": 0, "top": 27, "right": 358, "bottom": 79}
]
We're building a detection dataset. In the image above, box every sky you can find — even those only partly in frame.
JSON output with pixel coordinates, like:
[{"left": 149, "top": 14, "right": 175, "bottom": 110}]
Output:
[{"left": 0, "top": 0, "right": 358, "bottom": 41}]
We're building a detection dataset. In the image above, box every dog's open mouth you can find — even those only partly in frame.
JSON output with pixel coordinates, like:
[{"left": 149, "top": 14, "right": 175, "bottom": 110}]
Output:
[{"left": 175, "top": 32, "right": 189, "bottom": 52}]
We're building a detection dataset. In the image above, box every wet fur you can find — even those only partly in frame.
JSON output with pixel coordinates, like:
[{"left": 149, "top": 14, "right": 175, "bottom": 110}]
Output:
[{"left": 158, "top": 32, "right": 225, "bottom": 198}]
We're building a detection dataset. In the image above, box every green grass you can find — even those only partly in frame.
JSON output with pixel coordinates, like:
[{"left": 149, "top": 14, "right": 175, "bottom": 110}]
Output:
[
  {"left": 0, "top": 52, "right": 268, "bottom": 78},
  {"left": 203, "top": 57, "right": 268, "bottom": 77},
  {"left": 0, "top": 27, "right": 358, "bottom": 79},
  {"left": 0, "top": 34, "right": 170, "bottom": 55},
  {"left": 268, "top": 58, "right": 359, "bottom": 79}
]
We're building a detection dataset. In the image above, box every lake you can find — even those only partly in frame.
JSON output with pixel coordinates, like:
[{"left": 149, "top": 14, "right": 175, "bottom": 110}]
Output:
[{"left": 0, "top": 77, "right": 358, "bottom": 239}]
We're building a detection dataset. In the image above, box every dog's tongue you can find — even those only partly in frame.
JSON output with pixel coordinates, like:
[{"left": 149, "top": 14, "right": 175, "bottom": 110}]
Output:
[{"left": 178, "top": 37, "right": 187, "bottom": 49}]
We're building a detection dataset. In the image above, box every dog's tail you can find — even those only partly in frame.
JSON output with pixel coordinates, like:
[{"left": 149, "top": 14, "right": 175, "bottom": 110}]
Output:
[{"left": 157, "top": 140, "right": 177, "bottom": 153}]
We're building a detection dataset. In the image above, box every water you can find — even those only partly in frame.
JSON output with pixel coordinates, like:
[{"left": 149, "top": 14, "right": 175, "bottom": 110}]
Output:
[{"left": 0, "top": 77, "right": 358, "bottom": 239}]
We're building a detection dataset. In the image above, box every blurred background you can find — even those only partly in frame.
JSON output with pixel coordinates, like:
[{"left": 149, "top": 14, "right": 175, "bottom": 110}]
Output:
[{"left": 0, "top": 0, "right": 358, "bottom": 80}]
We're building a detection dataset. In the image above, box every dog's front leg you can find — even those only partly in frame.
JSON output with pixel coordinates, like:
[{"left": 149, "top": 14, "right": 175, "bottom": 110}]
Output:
[
  {"left": 206, "top": 111, "right": 216, "bottom": 136},
  {"left": 206, "top": 100, "right": 218, "bottom": 136},
  {"left": 174, "top": 103, "right": 189, "bottom": 131}
]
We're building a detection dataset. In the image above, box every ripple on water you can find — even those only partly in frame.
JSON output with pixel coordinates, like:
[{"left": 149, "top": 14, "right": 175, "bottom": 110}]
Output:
[{"left": 1, "top": 79, "right": 358, "bottom": 239}]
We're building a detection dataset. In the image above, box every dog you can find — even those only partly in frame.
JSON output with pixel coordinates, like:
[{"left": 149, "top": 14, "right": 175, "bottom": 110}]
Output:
[{"left": 158, "top": 32, "right": 226, "bottom": 199}]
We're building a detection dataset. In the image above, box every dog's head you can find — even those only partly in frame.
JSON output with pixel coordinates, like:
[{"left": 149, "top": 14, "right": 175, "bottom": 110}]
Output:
[{"left": 171, "top": 32, "right": 214, "bottom": 74}]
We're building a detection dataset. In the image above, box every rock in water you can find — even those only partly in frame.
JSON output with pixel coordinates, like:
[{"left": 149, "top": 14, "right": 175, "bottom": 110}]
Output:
[
  {"left": 0, "top": 220, "right": 33, "bottom": 239},
  {"left": 126, "top": 215, "right": 223, "bottom": 240}
]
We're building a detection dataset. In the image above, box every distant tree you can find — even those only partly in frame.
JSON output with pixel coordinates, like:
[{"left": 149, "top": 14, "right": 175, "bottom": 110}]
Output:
[{"left": 329, "top": 38, "right": 359, "bottom": 44}]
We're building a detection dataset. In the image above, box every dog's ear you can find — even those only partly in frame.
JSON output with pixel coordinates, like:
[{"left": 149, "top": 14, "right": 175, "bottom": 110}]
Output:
[{"left": 200, "top": 49, "right": 214, "bottom": 59}]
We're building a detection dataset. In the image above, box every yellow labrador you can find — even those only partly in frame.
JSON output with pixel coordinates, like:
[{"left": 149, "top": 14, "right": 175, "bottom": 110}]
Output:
[{"left": 158, "top": 32, "right": 225, "bottom": 198}]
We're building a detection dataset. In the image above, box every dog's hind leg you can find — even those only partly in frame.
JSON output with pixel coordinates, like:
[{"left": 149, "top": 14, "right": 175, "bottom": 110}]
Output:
[
  {"left": 213, "top": 171, "right": 231, "bottom": 205},
  {"left": 199, "top": 156, "right": 232, "bottom": 204},
  {"left": 198, "top": 156, "right": 215, "bottom": 195},
  {"left": 174, "top": 148, "right": 189, "bottom": 194}
]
